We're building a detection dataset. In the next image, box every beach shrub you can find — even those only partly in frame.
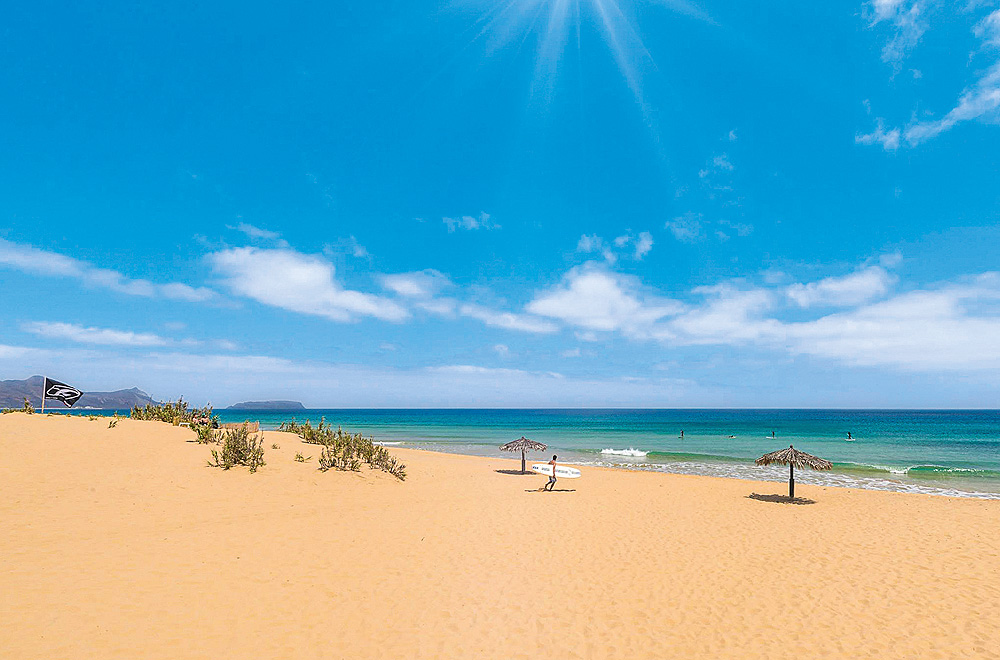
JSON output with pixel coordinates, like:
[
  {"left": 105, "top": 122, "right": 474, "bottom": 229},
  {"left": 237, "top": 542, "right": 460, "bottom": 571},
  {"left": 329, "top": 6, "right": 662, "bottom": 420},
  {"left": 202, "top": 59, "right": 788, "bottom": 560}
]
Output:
[
  {"left": 294, "top": 453, "right": 311, "bottom": 462},
  {"left": 131, "top": 398, "right": 219, "bottom": 443},
  {"left": 208, "top": 425, "right": 266, "bottom": 473},
  {"left": 278, "top": 418, "right": 406, "bottom": 480},
  {"left": 193, "top": 422, "right": 217, "bottom": 444},
  {"left": 130, "top": 398, "right": 215, "bottom": 426},
  {"left": 318, "top": 444, "right": 361, "bottom": 472}
]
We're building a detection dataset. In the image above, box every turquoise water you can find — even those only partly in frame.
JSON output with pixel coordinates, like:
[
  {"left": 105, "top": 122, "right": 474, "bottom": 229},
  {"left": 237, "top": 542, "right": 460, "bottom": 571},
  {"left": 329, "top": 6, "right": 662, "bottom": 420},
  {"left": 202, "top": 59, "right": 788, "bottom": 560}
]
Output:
[{"left": 84, "top": 409, "right": 1000, "bottom": 498}]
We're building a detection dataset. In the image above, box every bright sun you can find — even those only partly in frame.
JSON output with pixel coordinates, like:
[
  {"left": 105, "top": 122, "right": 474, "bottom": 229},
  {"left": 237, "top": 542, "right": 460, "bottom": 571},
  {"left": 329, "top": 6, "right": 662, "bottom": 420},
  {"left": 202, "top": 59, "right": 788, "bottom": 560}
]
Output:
[{"left": 467, "top": 0, "right": 654, "bottom": 105}]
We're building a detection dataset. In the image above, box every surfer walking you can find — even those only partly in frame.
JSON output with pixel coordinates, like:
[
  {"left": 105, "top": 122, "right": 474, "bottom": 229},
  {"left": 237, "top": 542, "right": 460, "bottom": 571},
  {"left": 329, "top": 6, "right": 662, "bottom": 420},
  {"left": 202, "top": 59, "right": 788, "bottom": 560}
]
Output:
[{"left": 543, "top": 454, "right": 558, "bottom": 491}]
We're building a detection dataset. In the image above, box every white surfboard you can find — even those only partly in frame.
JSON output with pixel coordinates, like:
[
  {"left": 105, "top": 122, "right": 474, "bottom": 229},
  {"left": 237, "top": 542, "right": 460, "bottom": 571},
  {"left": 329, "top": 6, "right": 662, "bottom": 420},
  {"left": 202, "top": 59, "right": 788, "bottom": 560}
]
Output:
[{"left": 531, "top": 463, "right": 582, "bottom": 479}]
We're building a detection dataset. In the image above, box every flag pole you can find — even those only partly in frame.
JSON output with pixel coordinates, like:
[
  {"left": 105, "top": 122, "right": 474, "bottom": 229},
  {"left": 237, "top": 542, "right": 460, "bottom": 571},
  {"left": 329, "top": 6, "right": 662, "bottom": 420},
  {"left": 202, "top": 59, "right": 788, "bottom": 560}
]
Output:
[{"left": 40, "top": 376, "right": 45, "bottom": 414}]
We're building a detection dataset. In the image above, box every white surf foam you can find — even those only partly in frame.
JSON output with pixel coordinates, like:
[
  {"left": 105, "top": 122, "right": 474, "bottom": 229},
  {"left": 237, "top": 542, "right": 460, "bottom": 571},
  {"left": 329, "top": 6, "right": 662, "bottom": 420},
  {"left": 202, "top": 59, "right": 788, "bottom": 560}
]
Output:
[{"left": 600, "top": 448, "right": 649, "bottom": 458}]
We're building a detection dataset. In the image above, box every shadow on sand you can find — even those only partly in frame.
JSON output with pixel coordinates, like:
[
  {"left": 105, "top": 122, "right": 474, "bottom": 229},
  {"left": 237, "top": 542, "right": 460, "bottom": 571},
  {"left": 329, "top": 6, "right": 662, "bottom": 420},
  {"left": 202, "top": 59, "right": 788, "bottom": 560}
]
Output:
[
  {"left": 525, "top": 488, "right": 576, "bottom": 493},
  {"left": 747, "top": 493, "right": 816, "bottom": 505},
  {"left": 495, "top": 469, "right": 536, "bottom": 476}
]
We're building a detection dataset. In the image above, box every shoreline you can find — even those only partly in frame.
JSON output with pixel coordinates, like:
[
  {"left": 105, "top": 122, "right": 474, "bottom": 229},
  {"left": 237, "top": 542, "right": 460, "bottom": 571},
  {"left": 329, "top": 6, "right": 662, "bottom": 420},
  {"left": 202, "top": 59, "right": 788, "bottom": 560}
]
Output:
[
  {"left": 29, "top": 408, "right": 1000, "bottom": 498},
  {"left": 389, "top": 442, "right": 1000, "bottom": 500}
]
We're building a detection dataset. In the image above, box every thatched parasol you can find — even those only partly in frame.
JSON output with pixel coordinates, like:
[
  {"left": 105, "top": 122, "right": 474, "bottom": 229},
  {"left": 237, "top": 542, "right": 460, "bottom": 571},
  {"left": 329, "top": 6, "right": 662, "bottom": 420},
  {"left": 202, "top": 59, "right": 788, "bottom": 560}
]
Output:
[
  {"left": 755, "top": 445, "right": 832, "bottom": 498},
  {"left": 500, "top": 436, "right": 548, "bottom": 474}
]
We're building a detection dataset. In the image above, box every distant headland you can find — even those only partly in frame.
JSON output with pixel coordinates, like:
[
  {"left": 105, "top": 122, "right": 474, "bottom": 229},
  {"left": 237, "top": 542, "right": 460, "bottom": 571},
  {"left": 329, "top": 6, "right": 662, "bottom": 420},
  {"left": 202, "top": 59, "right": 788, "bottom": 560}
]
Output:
[{"left": 226, "top": 400, "right": 305, "bottom": 411}]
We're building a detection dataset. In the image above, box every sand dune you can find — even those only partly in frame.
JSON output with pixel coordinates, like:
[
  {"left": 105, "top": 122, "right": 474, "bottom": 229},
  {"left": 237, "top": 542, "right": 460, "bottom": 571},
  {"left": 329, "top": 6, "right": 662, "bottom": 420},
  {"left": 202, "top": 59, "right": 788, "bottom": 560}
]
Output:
[{"left": 2, "top": 414, "right": 998, "bottom": 659}]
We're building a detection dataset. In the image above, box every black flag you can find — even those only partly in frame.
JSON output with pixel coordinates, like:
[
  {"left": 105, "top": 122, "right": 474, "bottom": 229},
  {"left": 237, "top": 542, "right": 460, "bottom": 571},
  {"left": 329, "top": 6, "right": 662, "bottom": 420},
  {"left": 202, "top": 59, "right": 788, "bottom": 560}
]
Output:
[{"left": 43, "top": 377, "right": 83, "bottom": 407}]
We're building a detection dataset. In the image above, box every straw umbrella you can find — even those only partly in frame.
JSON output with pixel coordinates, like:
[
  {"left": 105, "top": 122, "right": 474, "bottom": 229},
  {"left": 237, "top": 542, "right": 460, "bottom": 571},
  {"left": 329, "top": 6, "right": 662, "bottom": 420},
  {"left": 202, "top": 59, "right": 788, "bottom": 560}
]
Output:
[
  {"left": 755, "top": 445, "right": 832, "bottom": 499},
  {"left": 500, "top": 436, "right": 548, "bottom": 474}
]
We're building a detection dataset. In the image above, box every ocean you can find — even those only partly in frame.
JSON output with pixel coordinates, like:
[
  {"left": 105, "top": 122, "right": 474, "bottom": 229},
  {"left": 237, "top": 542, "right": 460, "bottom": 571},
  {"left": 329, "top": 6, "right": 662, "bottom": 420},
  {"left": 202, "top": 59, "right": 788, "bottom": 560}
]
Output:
[{"left": 85, "top": 408, "right": 1000, "bottom": 499}]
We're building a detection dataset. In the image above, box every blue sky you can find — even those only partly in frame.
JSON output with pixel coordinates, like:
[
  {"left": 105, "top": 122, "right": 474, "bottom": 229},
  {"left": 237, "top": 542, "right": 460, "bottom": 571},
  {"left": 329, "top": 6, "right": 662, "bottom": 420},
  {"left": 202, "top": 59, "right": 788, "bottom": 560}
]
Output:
[{"left": 2, "top": 0, "right": 1000, "bottom": 407}]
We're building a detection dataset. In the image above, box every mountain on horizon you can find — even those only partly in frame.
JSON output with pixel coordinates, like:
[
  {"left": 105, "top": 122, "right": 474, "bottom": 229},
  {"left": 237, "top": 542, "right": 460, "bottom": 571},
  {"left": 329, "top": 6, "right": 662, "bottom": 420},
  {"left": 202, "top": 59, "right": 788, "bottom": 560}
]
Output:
[{"left": 0, "top": 376, "right": 158, "bottom": 410}]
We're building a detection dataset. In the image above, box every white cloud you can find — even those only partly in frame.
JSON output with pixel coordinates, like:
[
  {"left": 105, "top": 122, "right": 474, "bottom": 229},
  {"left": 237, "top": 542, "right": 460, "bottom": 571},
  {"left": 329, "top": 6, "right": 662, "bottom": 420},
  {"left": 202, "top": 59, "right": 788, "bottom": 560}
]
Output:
[
  {"left": 458, "top": 303, "right": 559, "bottom": 334},
  {"left": 21, "top": 321, "right": 170, "bottom": 347},
  {"left": 560, "top": 348, "right": 582, "bottom": 358},
  {"left": 667, "top": 285, "right": 780, "bottom": 346},
  {"left": 728, "top": 129, "right": 738, "bottom": 141},
  {"left": 0, "top": 238, "right": 219, "bottom": 303},
  {"left": 527, "top": 266, "right": 683, "bottom": 336},
  {"left": 634, "top": 231, "right": 654, "bottom": 259},
  {"left": 381, "top": 269, "right": 451, "bottom": 298},
  {"left": 785, "top": 266, "right": 895, "bottom": 308},
  {"left": 494, "top": 343, "right": 510, "bottom": 357},
  {"left": 443, "top": 212, "right": 498, "bottom": 232},
  {"left": 521, "top": 258, "right": 1000, "bottom": 372},
  {"left": 856, "top": 119, "right": 901, "bottom": 150},
  {"left": 782, "top": 274, "right": 1000, "bottom": 370},
  {"left": 209, "top": 247, "right": 408, "bottom": 322}
]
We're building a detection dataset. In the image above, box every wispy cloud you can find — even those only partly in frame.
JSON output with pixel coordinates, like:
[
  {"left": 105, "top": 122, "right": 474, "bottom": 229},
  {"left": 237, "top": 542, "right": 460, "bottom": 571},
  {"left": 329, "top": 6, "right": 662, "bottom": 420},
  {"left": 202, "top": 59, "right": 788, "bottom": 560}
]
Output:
[
  {"left": 443, "top": 212, "right": 499, "bottom": 232},
  {"left": 209, "top": 247, "right": 408, "bottom": 322},
  {"left": 21, "top": 321, "right": 170, "bottom": 347},
  {"left": 856, "top": 118, "right": 901, "bottom": 150},
  {"left": 634, "top": 231, "right": 654, "bottom": 259},
  {"left": 579, "top": 231, "right": 654, "bottom": 262},
  {"left": 904, "top": 60, "right": 1000, "bottom": 146},
  {"left": 712, "top": 154, "right": 734, "bottom": 171},
  {"left": 664, "top": 214, "right": 704, "bottom": 242},
  {"left": 0, "top": 238, "right": 218, "bottom": 303},
  {"left": 458, "top": 303, "right": 559, "bottom": 334},
  {"left": 381, "top": 269, "right": 452, "bottom": 298},
  {"left": 862, "top": 6, "right": 1000, "bottom": 148},
  {"left": 867, "top": 0, "right": 930, "bottom": 69},
  {"left": 230, "top": 222, "right": 289, "bottom": 246}
]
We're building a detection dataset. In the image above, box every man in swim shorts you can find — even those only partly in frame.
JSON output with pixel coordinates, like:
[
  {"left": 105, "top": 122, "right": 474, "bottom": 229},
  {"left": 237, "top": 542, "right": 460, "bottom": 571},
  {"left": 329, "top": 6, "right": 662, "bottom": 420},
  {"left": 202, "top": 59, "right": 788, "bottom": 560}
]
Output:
[{"left": 544, "top": 454, "right": 558, "bottom": 491}]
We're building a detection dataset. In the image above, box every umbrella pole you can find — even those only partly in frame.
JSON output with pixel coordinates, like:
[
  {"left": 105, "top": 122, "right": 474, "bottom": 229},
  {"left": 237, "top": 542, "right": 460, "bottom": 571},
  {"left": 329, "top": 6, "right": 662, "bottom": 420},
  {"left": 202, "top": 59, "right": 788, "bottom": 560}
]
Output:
[
  {"left": 521, "top": 449, "right": 526, "bottom": 474},
  {"left": 789, "top": 464, "right": 795, "bottom": 499}
]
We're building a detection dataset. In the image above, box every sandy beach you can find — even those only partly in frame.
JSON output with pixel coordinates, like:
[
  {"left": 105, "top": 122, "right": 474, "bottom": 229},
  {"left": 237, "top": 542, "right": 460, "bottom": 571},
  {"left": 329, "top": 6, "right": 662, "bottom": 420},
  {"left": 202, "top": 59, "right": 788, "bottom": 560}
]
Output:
[{"left": 2, "top": 414, "right": 998, "bottom": 659}]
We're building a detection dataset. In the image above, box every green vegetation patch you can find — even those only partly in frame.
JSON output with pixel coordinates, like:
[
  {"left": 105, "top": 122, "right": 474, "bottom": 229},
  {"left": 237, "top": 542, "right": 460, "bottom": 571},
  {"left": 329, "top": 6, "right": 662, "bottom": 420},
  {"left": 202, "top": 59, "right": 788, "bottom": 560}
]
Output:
[{"left": 278, "top": 418, "right": 405, "bottom": 480}]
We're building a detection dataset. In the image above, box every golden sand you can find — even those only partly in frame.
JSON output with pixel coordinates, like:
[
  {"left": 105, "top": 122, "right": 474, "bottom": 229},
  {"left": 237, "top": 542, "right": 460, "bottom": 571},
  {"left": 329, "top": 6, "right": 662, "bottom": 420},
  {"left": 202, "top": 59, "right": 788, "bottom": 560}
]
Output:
[{"left": 2, "top": 414, "right": 998, "bottom": 659}]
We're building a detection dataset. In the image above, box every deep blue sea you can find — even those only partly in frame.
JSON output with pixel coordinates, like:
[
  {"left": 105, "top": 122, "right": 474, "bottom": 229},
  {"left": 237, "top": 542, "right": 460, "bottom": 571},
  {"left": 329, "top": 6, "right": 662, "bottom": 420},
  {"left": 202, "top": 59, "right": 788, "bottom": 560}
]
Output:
[{"left": 85, "top": 408, "right": 1000, "bottom": 498}]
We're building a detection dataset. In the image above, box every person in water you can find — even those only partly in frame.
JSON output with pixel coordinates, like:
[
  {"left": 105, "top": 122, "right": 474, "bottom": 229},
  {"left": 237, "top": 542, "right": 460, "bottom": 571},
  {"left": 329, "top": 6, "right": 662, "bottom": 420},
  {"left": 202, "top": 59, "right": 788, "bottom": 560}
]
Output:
[
  {"left": 680, "top": 430, "right": 684, "bottom": 439},
  {"left": 847, "top": 431, "right": 853, "bottom": 440},
  {"left": 543, "top": 454, "right": 558, "bottom": 491}
]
